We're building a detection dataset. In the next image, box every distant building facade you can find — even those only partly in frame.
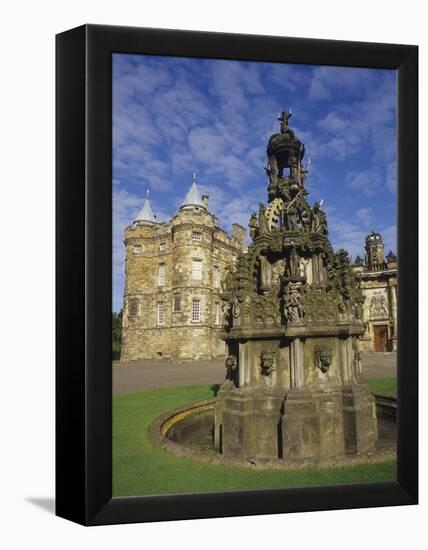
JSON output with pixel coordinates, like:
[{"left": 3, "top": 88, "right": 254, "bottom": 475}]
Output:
[
  {"left": 353, "top": 231, "right": 397, "bottom": 352},
  {"left": 120, "top": 177, "right": 246, "bottom": 361}
]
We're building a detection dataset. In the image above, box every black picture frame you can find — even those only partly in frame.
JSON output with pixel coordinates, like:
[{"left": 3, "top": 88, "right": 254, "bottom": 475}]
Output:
[{"left": 56, "top": 24, "right": 418, "bottom": 526}]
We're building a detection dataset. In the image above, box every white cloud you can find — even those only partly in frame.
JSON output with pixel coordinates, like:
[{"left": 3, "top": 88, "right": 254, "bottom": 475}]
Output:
[
  {"left": 356, "top": 207, "right": 372, "bottom": 227},
  {"left": 346, "top": 169, "right": 384, "bottom": 196},
  {"left": 308, "top": 66, "right": 377, "bottom": 101},
  {"left": 317, "top": 112, "right": 348, "bottom": 133}
]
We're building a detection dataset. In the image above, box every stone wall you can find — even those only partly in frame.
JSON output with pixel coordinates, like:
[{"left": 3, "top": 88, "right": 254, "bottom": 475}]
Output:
[{"left": 357, "top": 270, "right": 397, "bottom": 352}]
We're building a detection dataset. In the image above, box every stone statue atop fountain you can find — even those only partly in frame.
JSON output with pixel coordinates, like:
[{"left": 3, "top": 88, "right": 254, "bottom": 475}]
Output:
[
  {"left": 312, "top": 201, "right": 328, "bottom": 235},
  {"left": 278, "top": 110, "right": 292, "bottom": 133},
  {"left": 257, "top": 202, "right": 269, "bottom": 236},
  {"left": 249, "top": 212, "right": 259, "bottom": 240}
]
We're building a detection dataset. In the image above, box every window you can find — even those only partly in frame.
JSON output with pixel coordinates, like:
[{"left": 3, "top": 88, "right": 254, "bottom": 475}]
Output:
[
  {"left": 192, "top": 232, "right": 202, "bottom": 241},
  {"left": 157, "top": 302, "right": 164, "bottom": 325},
  {"left": 173, "top": 295, "right": 181, "bottom": 312},
  {"left": 133, "top": 244, "right": 142, "bottom": 255},
  {"left": 213, "top": 265, "right": 220, "bottom": 288},
  {"left": 192, "top": 259, "right": 202, "bottom": 280},
  {"left": 192, "top": 299, "right": 201, "bottom": 322},
  {"left": 214, "top": 302, "right": 220, "bottom": 325},
  {"left": 158, "top": 263, "right": 165, "bottom": 286},
  {"left": 159, "top": 242, "right": 166, "bottom": 251},
  {"left": 128, "top": 299, "right": 139, "bottom": 317}
]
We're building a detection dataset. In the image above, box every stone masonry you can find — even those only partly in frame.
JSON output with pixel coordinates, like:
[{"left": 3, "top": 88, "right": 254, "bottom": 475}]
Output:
[
  {"left": 120, "top": 179, "right": 246, "bottom": 361},
  {"left": 352, "top": 232, "right": 397, "bottom": 352}
]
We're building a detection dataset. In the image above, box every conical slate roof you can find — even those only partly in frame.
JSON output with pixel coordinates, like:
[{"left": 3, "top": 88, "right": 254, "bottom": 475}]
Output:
[
  {"left": 180, "top": 175, "right": 206, "bottom": 209},
  {"left": 134, "top": 197, "right": 156, "bottom": 223}
]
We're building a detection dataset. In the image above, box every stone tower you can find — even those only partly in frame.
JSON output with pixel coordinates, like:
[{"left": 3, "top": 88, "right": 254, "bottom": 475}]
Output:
[
  {"left": 365, "top": 231, "right": 386, "bottom": 271},
  {"left": 214, "top": 111, "right": 378, "bottom": 461},
  {"left": 120, "top": 177, "right": 246, "bottom": 361}
]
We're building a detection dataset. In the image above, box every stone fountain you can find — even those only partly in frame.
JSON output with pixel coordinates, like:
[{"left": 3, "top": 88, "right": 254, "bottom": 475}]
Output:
[{"left": 215, "top": 111, "right": 378, "bottom": 461}]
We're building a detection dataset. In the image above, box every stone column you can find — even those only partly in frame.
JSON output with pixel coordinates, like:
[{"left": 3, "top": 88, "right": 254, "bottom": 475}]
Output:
[
  {"left": 339, "top": 337, "right": 353, "bottom": 384},
  {"left": 239, "top": 342, "right": 251, "bottom": 386},
  {"left": 290, "top": 338, "right": 304, "bottom": 388},
  {"left": 260, "top": 256, "right": 272, "bottom": 293}
]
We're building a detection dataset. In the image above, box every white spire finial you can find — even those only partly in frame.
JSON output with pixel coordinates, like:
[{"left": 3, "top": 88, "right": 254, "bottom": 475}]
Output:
[
  {"left": 289, "top": 107, "right": 292, "bottom": 114},
  {"left": 192, "top": 171, "right": 197, "bottom": 184},
  {"left": 146, "top": 188, "right": 150, "bottom": 199}
]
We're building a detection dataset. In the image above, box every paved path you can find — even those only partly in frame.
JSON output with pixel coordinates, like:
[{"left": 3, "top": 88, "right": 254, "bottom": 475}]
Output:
[{"left": 113, "top": 351, "right": 396, "bottom": 395}]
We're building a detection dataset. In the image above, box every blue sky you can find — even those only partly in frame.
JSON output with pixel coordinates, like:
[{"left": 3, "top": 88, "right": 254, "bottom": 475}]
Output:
[{"left": 112, "top": 54, "right": 397, "bottom": 312}]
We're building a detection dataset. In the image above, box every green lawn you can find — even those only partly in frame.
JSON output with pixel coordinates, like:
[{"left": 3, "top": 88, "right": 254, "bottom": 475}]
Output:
[
  {"left": 368, "top": 378, "right": 397, "bottom": 397},
  {"left": 113, "top": 382, "right": 396, "bottom": 497}
]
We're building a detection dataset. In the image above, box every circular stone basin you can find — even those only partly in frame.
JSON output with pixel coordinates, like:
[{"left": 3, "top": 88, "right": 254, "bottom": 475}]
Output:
[
  {"left": 159, "top": 400, "right": 215, "bottom": 449},
  {"left": 150, "top": 396, "right": 396, "bottom": 467}
]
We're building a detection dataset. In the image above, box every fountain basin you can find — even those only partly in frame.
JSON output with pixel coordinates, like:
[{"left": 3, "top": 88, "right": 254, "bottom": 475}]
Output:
[{"left": 150, "top": 395, "right": 396, "bottom": 468}]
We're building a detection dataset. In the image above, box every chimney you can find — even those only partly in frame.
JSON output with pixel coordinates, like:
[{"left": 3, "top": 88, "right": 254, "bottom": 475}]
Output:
[
  {"left": 232, "top": 223, "right": 246, "bottom": 245},
  {"left": 202, "top": 194, "right": 209, "bottom": 209}
]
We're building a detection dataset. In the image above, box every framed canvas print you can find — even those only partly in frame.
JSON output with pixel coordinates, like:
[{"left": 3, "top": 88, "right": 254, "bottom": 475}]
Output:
[{"left": 56, "top": 24, "right": 418, "bottom": 526}]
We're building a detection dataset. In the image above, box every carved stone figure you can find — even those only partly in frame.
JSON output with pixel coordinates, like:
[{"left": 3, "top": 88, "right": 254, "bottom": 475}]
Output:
[
  {"left": 314, "top": 345, "right": 333, "bottom": 373},
  {"left": 221, "top": 266, "right": 235, "bottom": 293},
  {"left": 369, "top": 293, "right": 388, "bottom": 318},
  {"left": 222, "top": 301, "right": 231, "bottom": 327},
  {"left": 225, "top": 354, "right": 238, "bottom": 384},
  {"left": 249, "top": 212, "right": 259, "bottom": 240},
  {"left": 258, "top": 202, "right": 269, "bottom": 235},
  {"left": 352, "top": 339, "right": 362, "bottom": 378},
  {"left": 260, "top": 350, "right": 278, "bottom": 376},
  {"left": 288, "top": 246, "right": 300, "bottom": 279},
  {"left": 284, "top": 203, "right": 298, "bottom": 231},
  {"left": 232, "top": 295, "right": 241, "bottom": 326},
  {"left": 311, "top": 201, "right": 328, "bottom": 235},
  {"left": 266, "top": 156, "right": 278, "bottom": 187},
  {"left": 299, "top": 257, "right": 310, "bottom": 280},
  {"left": 284, "top": 281, "right": 305, "bottom": 323},
  {"left": 278, "top": 110, "right": 292, "bottom": 133}
]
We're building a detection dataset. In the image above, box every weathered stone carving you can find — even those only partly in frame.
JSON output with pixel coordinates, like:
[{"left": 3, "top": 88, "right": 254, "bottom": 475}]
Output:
[
  {"left": 232, "top": 296, "right": 241, "bottom": 326},
  {"left": 215, "top": 111, "right": 377, "bottom": 461},
  {"left": 369, "top": 292, "right": 388, "bottom": 318},
  {"left": 301, "top": 287, "right": 337, "bottom": 322},
  {"left": 278, "top": 109, "right": 292, "bottom": 132},
  {"left": 311, "top": 201, "right": 328, "bottom": 235},
  {"left": 352, "top": 339, "right": 362, "bottom": 378},
  {"left": 225, "top": 354, "right": 238, "bottom": 384},
  {"left": 249, "top": 212, "right": 259, "bottom": 240},
  {"left": 260, "top": 350, "right": 278, "bottom": 376},
  {"left": 222, "top": 301, "right": 231, "bottom": 328},
  {"left": 265, "top": 198, "right": 283, "bottom": 232},
  {"left": 284, "top": 281, "right": 305, "bottom": 323},
  {"left": 314, "top": 345, "right": 333, "bottom": 373}
]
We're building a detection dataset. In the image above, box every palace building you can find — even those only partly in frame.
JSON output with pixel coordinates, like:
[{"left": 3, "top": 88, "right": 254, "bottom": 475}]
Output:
[
  {"left": 120, "top": 176, "right": 246, "bottom": 361},
  {"left": 353, "top": 231, "right": 397, "bottom": 352}
]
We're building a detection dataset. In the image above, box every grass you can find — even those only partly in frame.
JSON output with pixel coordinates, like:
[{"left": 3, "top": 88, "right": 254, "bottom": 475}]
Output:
[
  {"left": 367, "top": 378, "right": 396, "bottom": 397},
  {"left": 113, "top": 382, "right": 396, "bottom": 497}
]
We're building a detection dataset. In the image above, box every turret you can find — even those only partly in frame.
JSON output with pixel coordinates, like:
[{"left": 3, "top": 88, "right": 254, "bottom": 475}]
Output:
[
  {"left": 365, "top": 231, "right": 385, "bottom": 271},
  {"left": 134, "top": 190, "right": 157, "bottom": 225}
]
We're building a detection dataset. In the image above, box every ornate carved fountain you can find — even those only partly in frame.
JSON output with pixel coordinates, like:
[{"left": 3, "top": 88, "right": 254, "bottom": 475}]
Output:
[{"left": 215, "top": 111, "right": 378, "bottom": 461}]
